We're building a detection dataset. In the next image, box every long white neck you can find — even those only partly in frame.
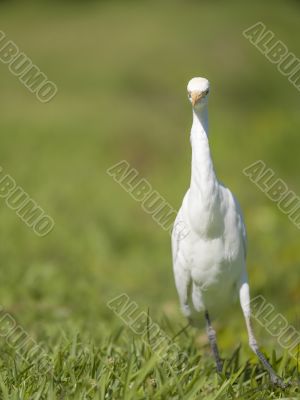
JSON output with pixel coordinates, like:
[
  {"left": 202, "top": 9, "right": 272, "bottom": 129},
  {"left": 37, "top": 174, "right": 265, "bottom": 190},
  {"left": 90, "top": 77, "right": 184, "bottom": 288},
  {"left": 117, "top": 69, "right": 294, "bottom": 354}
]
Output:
[{"left": 190, "top": 106, "right": 218, "bottom": 201}]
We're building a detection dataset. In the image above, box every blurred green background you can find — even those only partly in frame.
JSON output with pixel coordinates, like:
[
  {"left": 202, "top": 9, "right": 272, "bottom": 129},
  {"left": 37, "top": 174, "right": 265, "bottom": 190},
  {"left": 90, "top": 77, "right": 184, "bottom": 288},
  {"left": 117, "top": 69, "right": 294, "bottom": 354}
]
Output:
[{"left": 0, "top": 0, "right": 299, "bottom": 373}]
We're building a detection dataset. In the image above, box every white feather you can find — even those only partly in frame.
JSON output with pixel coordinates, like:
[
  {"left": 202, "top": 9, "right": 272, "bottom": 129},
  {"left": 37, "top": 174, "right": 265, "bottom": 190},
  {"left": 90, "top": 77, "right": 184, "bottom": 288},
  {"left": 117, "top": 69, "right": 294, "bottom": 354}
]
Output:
[{"left": 172, "top": 77, "right": 247, "bottom": 317}]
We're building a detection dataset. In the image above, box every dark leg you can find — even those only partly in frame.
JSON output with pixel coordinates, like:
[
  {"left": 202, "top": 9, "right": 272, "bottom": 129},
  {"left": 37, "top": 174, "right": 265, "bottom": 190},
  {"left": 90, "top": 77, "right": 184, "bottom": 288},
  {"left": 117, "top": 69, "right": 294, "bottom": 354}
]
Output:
[
  {"left": 204, "top": 310, "right": 223, "bottom": 373},
  {"left": 244, "top": 315, "right": 287, "bottom": 388},
  {"left": 239, "top": 280, "right": 286, "bottom": 388}
]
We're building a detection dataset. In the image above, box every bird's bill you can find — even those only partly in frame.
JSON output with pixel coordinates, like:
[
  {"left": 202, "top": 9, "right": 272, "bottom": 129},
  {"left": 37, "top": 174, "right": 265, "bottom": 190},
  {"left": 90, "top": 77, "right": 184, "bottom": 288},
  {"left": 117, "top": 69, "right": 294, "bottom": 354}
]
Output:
[{"left": 191, "top": 91, "right": 204, "bottom": 106}]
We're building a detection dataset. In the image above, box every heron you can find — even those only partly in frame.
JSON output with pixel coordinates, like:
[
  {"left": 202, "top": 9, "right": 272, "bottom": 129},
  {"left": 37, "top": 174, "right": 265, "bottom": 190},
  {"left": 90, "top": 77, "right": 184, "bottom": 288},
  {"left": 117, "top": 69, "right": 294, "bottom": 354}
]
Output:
[{"left": 171, "top": 77, "right": 285, "bottom": 387}]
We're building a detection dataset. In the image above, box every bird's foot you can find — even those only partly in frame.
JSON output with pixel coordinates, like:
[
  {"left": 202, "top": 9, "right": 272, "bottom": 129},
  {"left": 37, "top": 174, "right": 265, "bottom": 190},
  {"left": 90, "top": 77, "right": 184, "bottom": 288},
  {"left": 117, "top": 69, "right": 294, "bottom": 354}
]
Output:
[
  {"left": 216, "top": 360, "right": 223, "bottom": 375},
  {"left": 270, "top": 373, "right": 287, "bottom": 389}
]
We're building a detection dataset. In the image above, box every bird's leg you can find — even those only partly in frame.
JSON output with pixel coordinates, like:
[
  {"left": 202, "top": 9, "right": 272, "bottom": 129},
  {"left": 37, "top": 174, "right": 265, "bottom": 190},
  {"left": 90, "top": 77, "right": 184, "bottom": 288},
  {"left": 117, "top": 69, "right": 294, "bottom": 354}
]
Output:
[
  {"left": 244, "top": 314, "right": 286, "bottom": 388},
  {"left": 239, "top": 280, "right": 286, "bottom": 388},
  {"left": 204, "top": 310, "right": 223, "bottom": 374}
]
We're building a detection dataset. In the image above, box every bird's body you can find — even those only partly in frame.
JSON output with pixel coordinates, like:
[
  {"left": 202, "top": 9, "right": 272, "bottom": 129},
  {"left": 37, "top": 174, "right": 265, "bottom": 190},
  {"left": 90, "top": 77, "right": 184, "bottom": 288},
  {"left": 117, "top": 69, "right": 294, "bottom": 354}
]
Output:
[
  {"left": 173, "top": 186, "right": 245, "bottom": 314},
  {"left": 172, "top": 81, "right": 246, "bottom": 316},
  {"left": 171, "top": 77, "right": 285, "bottom": 387}
]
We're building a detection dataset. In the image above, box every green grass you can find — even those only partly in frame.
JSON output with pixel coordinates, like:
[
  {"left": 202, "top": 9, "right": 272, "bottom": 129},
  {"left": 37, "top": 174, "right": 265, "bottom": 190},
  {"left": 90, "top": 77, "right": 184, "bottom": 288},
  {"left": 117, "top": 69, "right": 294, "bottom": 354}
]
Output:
[
  {"left": 0, "top": 0, "right": 300, "bottom": 397},
  {"left": 0, "top": 322, "right": 299, "bottom": 399}
]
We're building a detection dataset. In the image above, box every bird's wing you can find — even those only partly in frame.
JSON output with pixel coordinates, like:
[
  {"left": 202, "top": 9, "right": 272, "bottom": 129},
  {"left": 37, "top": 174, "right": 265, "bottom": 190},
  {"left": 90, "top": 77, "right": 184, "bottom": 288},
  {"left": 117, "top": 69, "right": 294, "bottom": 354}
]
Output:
[
  {"left": 171, "top": 192, "right": 190, "bottom": 265},
  {"left": 171, "top": 212, "right": 183, "bottom": 265},
  {"left": 241, "top": 216, "right": 247, "bottom": 258},
  {"left": 232, "top": 193, "right": 247, "bottom": 258}
]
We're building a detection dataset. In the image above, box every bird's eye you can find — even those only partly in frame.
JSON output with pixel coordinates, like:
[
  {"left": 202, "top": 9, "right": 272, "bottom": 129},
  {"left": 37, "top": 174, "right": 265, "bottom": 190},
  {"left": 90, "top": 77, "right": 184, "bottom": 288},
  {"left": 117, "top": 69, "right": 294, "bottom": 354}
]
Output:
[{"left": 204, "top": 89, "right": 209, "bottom": 96}]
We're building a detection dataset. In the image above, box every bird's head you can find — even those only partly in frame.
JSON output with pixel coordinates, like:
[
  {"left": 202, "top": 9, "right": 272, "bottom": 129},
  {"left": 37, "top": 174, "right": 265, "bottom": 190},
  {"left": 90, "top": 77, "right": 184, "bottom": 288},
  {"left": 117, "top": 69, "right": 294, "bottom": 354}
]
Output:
[{"left": 187, "top": 77, "right": 210, "bottom": 109}]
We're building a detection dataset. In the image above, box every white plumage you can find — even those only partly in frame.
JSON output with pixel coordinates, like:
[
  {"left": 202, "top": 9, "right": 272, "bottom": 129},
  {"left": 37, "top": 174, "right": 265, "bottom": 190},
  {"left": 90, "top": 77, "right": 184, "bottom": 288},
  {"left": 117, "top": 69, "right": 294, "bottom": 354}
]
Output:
[{"left": 171, "top": 77, "right": 285, "bottom": 387}]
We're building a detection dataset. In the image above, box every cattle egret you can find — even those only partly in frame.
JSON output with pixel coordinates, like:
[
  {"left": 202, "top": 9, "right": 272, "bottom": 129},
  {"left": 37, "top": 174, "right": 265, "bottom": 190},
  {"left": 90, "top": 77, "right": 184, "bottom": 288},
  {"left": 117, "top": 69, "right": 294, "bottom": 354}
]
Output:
[{"left": 171, "top": 77, "right": 285, "bottom": 387}]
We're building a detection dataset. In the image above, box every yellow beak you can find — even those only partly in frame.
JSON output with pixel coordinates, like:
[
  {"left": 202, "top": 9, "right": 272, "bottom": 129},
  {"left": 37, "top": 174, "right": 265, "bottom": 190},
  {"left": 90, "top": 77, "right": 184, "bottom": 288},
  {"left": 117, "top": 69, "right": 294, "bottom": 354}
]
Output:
[{"left": 191, "top": 91, "right": 204, "bottom": 107}]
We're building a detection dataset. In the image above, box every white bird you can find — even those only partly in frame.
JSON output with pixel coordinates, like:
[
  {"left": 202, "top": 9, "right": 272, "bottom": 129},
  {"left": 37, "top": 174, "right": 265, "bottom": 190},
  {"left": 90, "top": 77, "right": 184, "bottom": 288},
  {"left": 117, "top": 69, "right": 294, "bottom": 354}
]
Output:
[{"left": 171, "top": 77, "right": 285, "bottom": 387}]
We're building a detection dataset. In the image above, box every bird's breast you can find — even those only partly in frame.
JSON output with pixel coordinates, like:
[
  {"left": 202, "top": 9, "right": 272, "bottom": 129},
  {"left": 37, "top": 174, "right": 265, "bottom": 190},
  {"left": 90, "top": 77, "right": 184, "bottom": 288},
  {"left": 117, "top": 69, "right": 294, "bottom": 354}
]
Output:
[{"left": 183, "top": 233, "right": 244, "bottom": 288}]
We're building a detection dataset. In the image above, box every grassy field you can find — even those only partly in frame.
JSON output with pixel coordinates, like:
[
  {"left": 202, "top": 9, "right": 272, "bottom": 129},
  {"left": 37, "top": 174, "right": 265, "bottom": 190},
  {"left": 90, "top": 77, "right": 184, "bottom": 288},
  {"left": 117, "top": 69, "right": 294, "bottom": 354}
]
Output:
[{"left": 0, "top": 0, "right": 300, "bottom": 398}]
